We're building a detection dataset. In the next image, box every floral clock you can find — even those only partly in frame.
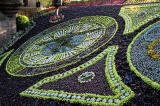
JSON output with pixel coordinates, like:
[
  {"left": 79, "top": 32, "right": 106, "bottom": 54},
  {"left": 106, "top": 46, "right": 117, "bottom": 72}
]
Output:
[
  {"left": 1, "top": 4, "right": 160, "bottom": 106},
  {"left": 6, "top": 16, "right": 118, "bottom": 77},
  {"left": 3, "top": 15, "right": 136, "bottom": 106}
]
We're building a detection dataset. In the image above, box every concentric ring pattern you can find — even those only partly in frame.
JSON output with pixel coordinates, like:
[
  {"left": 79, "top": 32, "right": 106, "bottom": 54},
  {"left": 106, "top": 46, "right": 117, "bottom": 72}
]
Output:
[{"left": 6, "top": 16, "right": 118, "bottom": 77}]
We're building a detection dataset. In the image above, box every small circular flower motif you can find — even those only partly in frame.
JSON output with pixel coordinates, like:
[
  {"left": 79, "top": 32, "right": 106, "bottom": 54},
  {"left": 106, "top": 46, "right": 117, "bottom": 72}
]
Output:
[
  {"left": 78, "top": 72, "right": 95, "bottom": 83},
  {"left": 136, "top": 11, "right": 147, "bottom": 18}
]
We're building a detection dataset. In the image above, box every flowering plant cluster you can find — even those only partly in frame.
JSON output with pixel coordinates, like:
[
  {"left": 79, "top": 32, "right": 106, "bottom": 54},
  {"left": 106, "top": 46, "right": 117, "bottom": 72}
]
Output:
[
  {"left": 147, "top": 38, "right": 160, "bottom": 60},
  {"left": 63, "top": 0, "right": 125, "bottom": 6},
  {"left": 45, "top": 6, "right": 55, "bottom": 12},
  {"left": 49, "top": 14, "right": 64, "bottom": 23}
]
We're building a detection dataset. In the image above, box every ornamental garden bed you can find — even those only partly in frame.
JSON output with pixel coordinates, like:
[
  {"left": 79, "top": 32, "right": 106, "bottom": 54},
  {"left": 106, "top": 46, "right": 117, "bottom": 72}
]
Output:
[{"left": 0, "top": 3, "right": 160, "bottom": 106}]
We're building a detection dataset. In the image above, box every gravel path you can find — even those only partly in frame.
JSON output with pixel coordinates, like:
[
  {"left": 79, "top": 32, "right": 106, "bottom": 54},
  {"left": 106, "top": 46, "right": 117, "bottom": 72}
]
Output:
[{"left": 0, "top": 5, "right": 160, "bottom": 106}]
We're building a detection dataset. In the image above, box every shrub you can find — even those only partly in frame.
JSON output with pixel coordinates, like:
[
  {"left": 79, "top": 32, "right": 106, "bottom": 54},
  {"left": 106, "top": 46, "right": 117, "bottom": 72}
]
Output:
[{"left": 16, "top": 15, "right": 30, "bottom": 31}]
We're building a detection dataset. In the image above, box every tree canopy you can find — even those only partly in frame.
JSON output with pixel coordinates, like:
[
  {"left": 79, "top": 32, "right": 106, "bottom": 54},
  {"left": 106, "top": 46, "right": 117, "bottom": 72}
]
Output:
[{"left": 39, "top": 0, "right": 52, "bottom": 6}]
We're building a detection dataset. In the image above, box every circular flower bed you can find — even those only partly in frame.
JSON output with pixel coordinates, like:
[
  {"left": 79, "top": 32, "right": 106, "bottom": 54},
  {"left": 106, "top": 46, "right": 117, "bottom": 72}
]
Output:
[
  {"left": 6, "top": 16, "right": 118, "bottom": 77},
  {"left": 127, "top": 21, "right": 160, "bottom": 90}
]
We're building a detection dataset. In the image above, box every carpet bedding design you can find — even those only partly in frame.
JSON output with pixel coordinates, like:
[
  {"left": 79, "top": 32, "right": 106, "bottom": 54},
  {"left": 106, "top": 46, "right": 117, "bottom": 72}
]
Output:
[
  {"left": 119, "top": 3, "right": 160, "bottom": 34},
  {"left": 1, "top": 4, "right": 160, "bottom": 106},
  {"left": 20, "top": 46, "right": 134, "bottom": 106},
  {"left": 6, "top": 16, "right": 118, "bottom": 77},
  {"left": 0, "top": 49, "right": 14, "bottom": 67},
  {"left": 127, "top": 21, "right": 160, "bottom": 90}
]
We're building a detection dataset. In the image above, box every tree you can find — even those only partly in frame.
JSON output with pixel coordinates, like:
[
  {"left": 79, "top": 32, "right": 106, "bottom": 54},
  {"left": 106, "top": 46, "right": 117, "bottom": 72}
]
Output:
[{"left": 39, "top": 0, "right": 52, "bottom": 7}]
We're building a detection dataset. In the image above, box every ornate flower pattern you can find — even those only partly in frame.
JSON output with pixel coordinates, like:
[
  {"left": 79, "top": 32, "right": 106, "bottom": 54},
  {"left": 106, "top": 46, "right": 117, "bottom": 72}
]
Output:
[
  {"left": 6, "top": 16, "right": 117, "bottom": 77},
  {"left": 127, "top": 21, "right": 160, "bottom": 90},
  {"left": 78, "top": 71, "right": 95, "bottom": 83}
]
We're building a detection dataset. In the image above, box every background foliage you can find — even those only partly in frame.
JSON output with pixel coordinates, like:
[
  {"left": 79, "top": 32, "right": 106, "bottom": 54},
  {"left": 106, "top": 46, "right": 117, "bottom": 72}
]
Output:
[{"left": 16, "top": 15, "right": 30, "bottom": 31}]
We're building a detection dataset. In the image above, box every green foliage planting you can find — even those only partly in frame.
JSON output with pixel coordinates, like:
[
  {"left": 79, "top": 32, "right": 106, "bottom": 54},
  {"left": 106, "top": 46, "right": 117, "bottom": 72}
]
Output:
[
  {"left": 20, "top": 46, "right": 134, "bottom": 106},
  {"left": 127, "top": 21, "right": 160, "bottom": 90},
  {"left": 0, "top": 8, "right": 54, "bottom": 55},
  {"left": 119, "top": 3, "right": 160, "bottom": 34},
  {"left": 16, "top": 15, "right": 30, "bottom": 31},
  {"left": 39, "top": 0, "right": 52, "bottom": 6},
  {"left": 6, "top": 16, "right": 118, "bottom": 77}
]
